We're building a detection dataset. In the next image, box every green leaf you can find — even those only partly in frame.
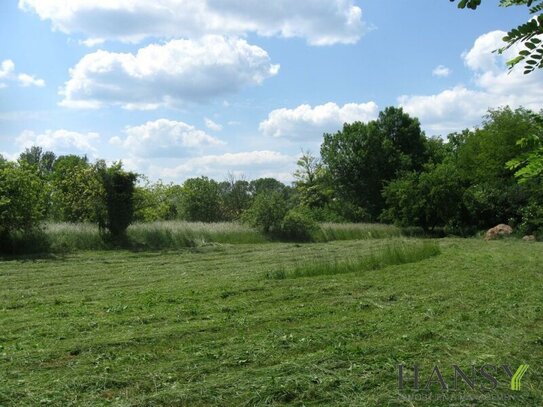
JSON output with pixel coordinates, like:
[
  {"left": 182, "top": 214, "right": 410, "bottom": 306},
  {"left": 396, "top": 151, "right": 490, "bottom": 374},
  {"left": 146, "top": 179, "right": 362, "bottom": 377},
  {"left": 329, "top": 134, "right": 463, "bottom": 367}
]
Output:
[{"left": 507, "top": 55, "right": 524, "bottom": 67}]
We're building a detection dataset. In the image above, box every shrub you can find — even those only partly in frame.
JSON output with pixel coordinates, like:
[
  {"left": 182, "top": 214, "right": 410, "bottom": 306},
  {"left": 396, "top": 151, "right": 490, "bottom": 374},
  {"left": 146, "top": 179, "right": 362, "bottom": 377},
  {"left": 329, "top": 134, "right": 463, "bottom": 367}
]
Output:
[
  {"left": 50, "top": 158, "right": 104, "bottom": 223},
  {"left": 518, "top": 200, "right": 543, "bottom": 238},
  {"left": 242, "top": 191, "right": 287, "bottom": 235},
  {"left": 382, "top": 162, "right": 465, "bottom": 232},
  {"left": 96, "top": 162, "right": 137, "bottom": 240},
  {"left": 0, "top": 162, "right": 47, "bottom": 252},
  {"left": 180, "top": 177, "right": 223, "bottom": 222},
  {"left": 280, "top": 209, "right": 317, "bottom": 242}
]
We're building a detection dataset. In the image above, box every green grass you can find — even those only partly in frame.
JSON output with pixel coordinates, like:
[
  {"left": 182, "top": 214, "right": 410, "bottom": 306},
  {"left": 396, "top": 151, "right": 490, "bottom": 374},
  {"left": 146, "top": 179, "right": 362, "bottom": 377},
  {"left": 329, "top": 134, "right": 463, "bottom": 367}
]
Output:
[
  {"left": 33, "top": 222, "right": 406, "bottom": 254},
  {"left": 44, "top": 221, "right": 268, "bottom": 252},
  {"left": 1, "top": 238, "right": 542, "bottom": 406},
  {"left": 128, "top": 221, "right": 268, "bottom": 247},
  {"left": 46, "top": 223, "right": 107, "bottom": 252},
  {"left": 316, "top": 222, "right": 402, "bottom": 241},
  {"left": 269, "top": 240, "right": 441, "bottom": 279}
]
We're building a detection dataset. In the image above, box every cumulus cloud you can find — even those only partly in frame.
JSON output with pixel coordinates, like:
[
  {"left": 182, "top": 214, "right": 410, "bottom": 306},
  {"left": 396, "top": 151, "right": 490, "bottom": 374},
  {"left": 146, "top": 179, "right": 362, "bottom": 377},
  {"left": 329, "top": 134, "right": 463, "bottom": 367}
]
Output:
[
  {"left": 0, "top": 59, "right": 45, "bottom": 88},
  {"left": 17, "top": 73, "right": 45, "bottom": 87},
  {"left": 159, "top": 150, "right": 295, "bottom": 179},
  {"left": 0, "top": 60, "right": 14, "bottom": 80},
  {"left": 60, "top": 36, "right": 279, "bottom": 109},
  {"left": 204, "top": 117, "right": 223, "bottom": 131},
  {"left": 259, "top": 102, "right": 379, "bottom": 139},
  {"left": 15, "top": 129, "right": 100, "bottom": 154},
  {"left": 112, "top": 119, "right": 224, "bottom": 157},
  {"left": 19, "top": 0, "right": 365, "bottom": 46},
  {"left": 432, "top": 65, "right": 451, "bottom": 78},
  {"left": 400, "top": 30, "right": 543, "bottom": 135},
  {"left": 119, "top": 150, "right": 297, "bottom": 182}
]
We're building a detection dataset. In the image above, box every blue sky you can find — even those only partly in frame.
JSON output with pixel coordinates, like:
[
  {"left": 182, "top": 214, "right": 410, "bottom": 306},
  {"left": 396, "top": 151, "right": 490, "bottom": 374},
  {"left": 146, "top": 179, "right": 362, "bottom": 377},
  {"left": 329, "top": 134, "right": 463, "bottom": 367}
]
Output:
[{"left": 1, "top": 1, "right": 541, "bottom": 183}]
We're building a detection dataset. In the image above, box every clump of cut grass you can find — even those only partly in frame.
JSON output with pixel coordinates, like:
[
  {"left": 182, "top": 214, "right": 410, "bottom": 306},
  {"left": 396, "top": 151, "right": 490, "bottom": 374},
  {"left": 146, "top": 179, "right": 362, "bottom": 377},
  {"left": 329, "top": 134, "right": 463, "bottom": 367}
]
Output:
[
  {"left": 315, "top": 222, "right": 402, "bottom": 242},
  {"left": 269, "top": 240, "right": 441, "bottom": 279}
]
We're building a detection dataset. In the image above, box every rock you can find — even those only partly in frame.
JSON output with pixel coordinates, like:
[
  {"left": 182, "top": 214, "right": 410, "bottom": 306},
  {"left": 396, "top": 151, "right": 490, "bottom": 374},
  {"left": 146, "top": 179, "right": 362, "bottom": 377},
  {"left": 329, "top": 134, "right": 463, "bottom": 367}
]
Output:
[
  {"left": 484, "top": 224, "right": 513, "bottom": 240},
  {"left": 522, "top": 235, "right": 536, "bottom": 242}
]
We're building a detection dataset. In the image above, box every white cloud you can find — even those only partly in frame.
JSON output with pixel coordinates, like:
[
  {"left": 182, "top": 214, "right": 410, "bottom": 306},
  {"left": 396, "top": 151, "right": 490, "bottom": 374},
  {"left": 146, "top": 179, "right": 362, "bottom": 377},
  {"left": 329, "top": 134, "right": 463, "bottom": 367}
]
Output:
[
  {"left": 0, "top": 60, "right": 15, "bottom": 79},
  {"left": 0, "top": 59, "right": 45, "bottom": 88},
  {"left": 259, "top": 101, "right": 379, "bottom": 139},
  {"left": 17, "top": 73, "right": 45, "bottom": 87},
  {"left": 204, "top": 117, "right": 223, "bottom": 131},
  {"left": 79, "top": 38, "right": 105, "bottom": 47},
  {"left": 398, "top": 86, "right": 493, "bottom": 134},
  {"left": 0, "top": 151, "right": 18, "bottom": 162},
  {"left": 399, "top": 30, "right": 543, "bottom": 135},
  {"left": 140, "top": 150, "right": 294, "bottom": 181},
  {"left": 463, "top": 31, "right": 504, "bottom": 72},
  {"left": 19, "top": 0, "right": 365, "bottom": 46},
  {"left": 60, "top": 36, "right": 280, "bottom": 109},
  {"left": 15, "top": 129, "right": 100, "bottom": 154},
  {"left": 432, "top": 65, "right": 451, "bottom": 78},
  {"left": 113, "top": 119, "right": 225, "bottom": 157}
]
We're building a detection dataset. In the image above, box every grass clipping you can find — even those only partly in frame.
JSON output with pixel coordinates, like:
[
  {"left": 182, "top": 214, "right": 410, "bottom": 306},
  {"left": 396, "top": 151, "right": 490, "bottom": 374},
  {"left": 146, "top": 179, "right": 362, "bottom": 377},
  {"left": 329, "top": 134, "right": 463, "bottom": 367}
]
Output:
[{"left": 268, "top": 240, "right": 441, "bottom": 279}]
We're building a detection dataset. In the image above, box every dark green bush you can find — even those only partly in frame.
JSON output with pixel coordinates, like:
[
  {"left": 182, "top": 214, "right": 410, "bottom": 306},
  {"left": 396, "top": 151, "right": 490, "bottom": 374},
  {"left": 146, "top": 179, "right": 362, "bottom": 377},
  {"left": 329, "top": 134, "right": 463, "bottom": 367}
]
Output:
[
  {"left": 280, "top": 209, "right": 317, "bottom": 242},
  {"left": 242, "top": 191, "right": 287, "bottom": 235},
  {"left": 96, "top": 162, "right": 137, "bottom": 240},
  {"left": 518, "top": 200, "right": 543, "bottom": 238}
]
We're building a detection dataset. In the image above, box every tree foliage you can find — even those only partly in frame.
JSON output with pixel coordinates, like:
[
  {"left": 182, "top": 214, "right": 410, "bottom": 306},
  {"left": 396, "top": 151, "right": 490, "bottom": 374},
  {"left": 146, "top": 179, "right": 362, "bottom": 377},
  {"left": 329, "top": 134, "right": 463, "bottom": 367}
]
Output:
[
  {"left": 133, "top": 179, "right": 182, "bottom": 222},
  {"left": 2, "top": 102, "right": 542, "bottom": 252},
  {"left": 219, "top": 174, "right": 252, "bottom": 220},
  {"left": 242, "top": 190, "right": 288, "bottom": 235},
  {"left": 96, "top": 162, "right": 137, "bottom": 239},
  {"left": 505, "top": 111, "right": 543, "bottom": 183},
  {"left": 280, "top": 208, "right": 317, "bottom": 242},
  {"left": 293, "top": 151, "right": 333, "bottom": 209},
  {"left": 382, "top": 162, "right": 466, "bottom": 232},
  {"left": 383, "top": 106, "right": 541, "bottom": 234},
  {"left": 320, "top": 107, "right": 428, "bottom": 220},
  {"left": 452, "top": 0, "right": 543, "bottom": 73},
  {"left": 50, "top": 155, "right": 103, "bottom": 223},
  {"left": 0, "top": 161, "right": 46, "bottom": 238},
  {"left": 18, "top": 146, "right": 56, "bottom": 177},
  {"left": 180, "top": 177, "right": 223, "bottom": 222},
  {"left": 249, "top": 177, "right": 287, "bottom": 196}
]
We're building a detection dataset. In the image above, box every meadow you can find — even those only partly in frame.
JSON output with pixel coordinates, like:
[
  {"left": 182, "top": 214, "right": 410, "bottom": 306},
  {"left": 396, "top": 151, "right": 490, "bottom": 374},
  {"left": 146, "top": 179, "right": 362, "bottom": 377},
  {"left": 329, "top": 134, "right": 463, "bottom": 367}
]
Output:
[
  {"left": 1, "top": 232, "right": 542, "bottom": 406},
  {"left": 30, "top": 222, "right": 405, "bottom": 253}
]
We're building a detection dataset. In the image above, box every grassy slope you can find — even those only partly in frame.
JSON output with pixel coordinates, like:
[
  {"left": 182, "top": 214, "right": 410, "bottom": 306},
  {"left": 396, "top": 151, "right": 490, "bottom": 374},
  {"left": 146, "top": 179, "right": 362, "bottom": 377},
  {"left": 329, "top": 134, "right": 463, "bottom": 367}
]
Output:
[{"left": 0, "top": 238, "right": 542, "bottom": 406}]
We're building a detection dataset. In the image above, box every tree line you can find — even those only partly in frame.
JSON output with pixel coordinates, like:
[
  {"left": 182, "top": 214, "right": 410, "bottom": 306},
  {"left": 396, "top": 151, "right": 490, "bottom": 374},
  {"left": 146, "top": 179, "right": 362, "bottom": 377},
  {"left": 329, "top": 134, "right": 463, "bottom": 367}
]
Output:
[{"left": 1, "top": 105, "right": 541, "bottom": 252}]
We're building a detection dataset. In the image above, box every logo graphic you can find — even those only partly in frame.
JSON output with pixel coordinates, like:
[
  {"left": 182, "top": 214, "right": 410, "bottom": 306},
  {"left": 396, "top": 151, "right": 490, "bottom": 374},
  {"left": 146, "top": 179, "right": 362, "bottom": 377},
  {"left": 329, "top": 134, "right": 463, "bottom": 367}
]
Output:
[
  {"left": 398, "top": 363, "right": 530, "bottom": 392},
  {"left": 511, "top": 364, "right": 529, "bottom": 391}
]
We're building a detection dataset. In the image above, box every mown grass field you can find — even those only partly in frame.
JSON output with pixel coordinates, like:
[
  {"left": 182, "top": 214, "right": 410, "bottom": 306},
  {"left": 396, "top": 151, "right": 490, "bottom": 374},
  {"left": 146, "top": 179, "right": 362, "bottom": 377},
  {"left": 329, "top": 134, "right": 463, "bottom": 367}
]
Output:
[{"left": 1, "top": 237, "right": 542, "bottom": 406}]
